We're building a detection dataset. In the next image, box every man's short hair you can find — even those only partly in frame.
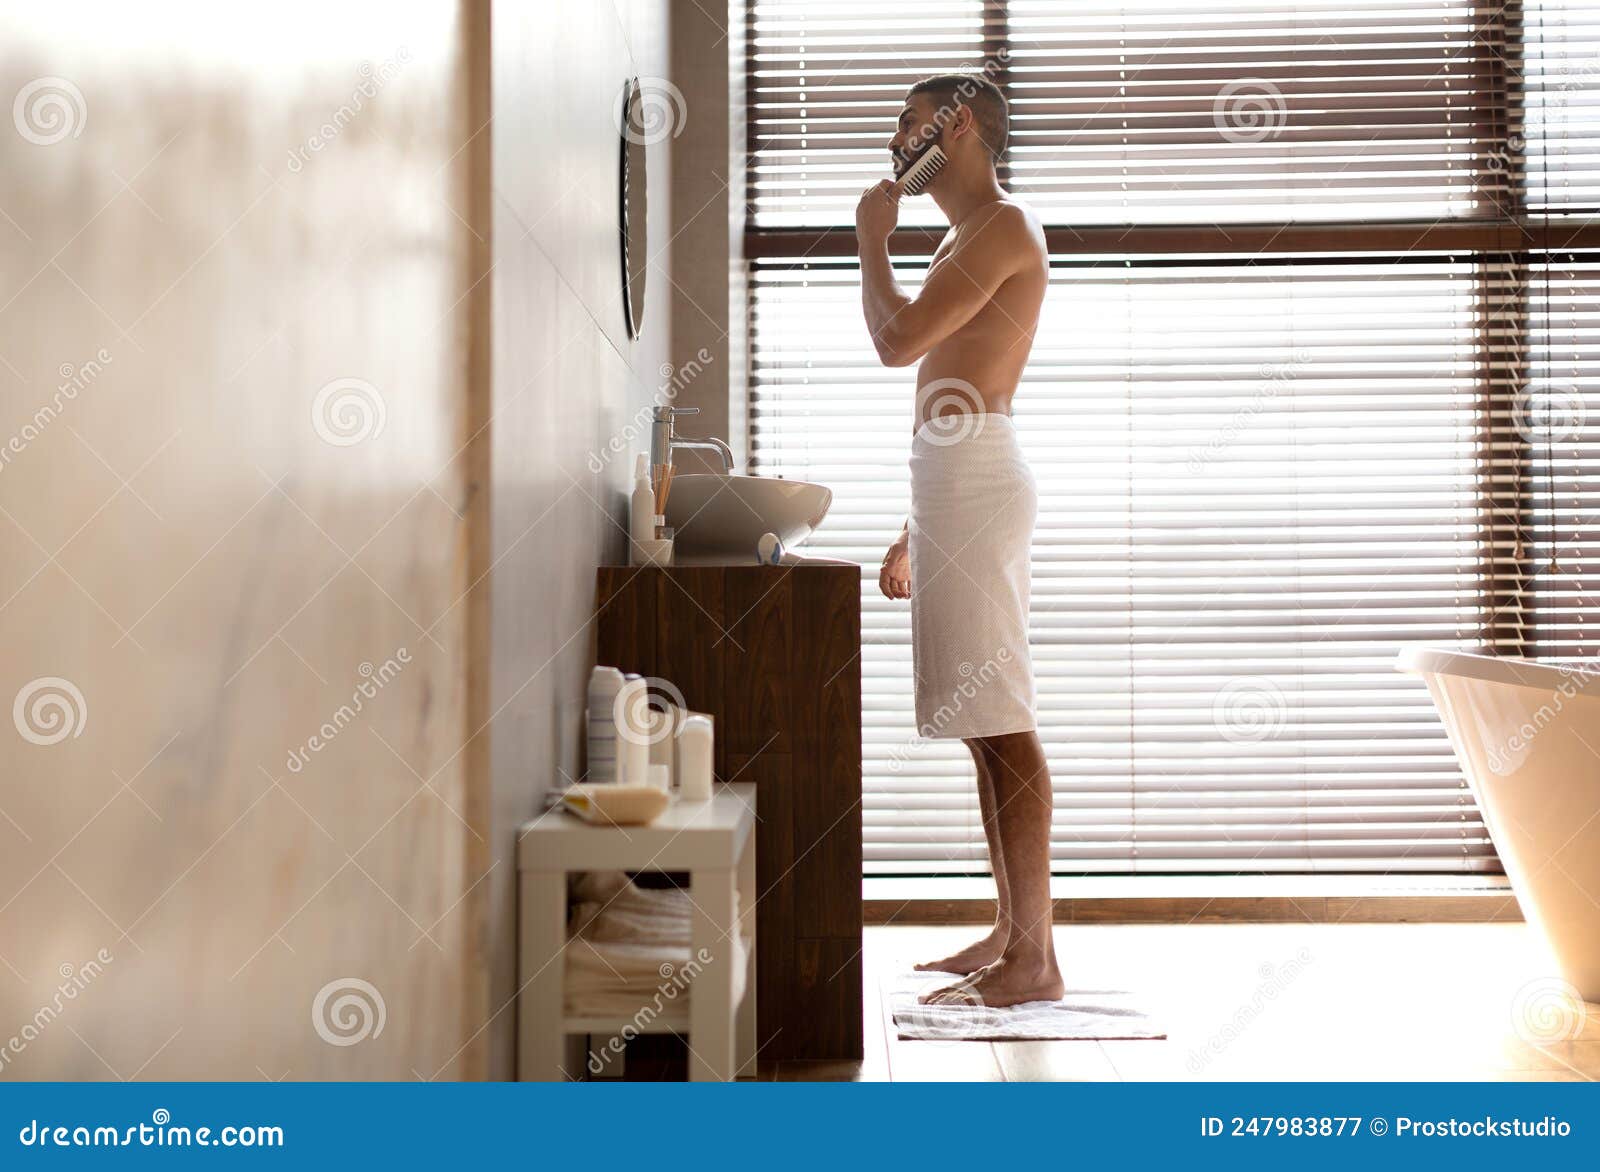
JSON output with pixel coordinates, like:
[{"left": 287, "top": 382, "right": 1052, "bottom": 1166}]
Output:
[{"left": 906, "top": 71, "right": 1009, "bottom": 162}]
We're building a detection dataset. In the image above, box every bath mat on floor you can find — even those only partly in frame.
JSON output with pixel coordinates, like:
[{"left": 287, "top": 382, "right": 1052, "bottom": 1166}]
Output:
[{"left": 888, "top": 971, "right": 1165, "bottom": 1042}]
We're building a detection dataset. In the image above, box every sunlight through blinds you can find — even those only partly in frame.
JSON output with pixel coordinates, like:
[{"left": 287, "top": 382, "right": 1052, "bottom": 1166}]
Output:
[
  {"left": 752, "top": 255, "right": 1500, "bottom": 873},
  {"left": 743, "top": 0, "right": 1595, "bottom": 875},
  {"left": 748, "top": 0, "right": 1504, "bottom": 226}
]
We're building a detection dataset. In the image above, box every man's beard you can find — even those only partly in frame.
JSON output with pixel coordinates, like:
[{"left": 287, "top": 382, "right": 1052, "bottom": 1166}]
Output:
[{"left": 894, "top": 134, "right": 942, "bottom": 180}]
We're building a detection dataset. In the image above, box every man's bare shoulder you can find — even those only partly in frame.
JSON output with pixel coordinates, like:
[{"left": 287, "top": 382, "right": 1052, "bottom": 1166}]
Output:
[
  {"left": 1000, "top": 198, "right": 1046, "bottom": 244},
  {"left": 960, "top": 199, "right": 1045, "bottom": 253}
]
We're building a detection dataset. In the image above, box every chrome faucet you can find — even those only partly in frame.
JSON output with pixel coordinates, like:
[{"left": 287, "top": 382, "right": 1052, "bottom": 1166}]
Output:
[{"left": 650, "top": 405, "right": 735, "bottom": 474}]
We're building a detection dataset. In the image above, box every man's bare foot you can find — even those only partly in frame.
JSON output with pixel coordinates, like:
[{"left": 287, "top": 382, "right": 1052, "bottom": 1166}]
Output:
[
  {"left": 912, "top": 927, "right": 1007, "bottom": 976},
  {"left": 917, "top": 955, "right": 1065, "bottom": 1009}
]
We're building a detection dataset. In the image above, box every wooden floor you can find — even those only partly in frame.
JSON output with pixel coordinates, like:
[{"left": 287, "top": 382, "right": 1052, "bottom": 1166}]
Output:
[{"left": 757, "top": 923, "right": 1600, "bottom": 1081}]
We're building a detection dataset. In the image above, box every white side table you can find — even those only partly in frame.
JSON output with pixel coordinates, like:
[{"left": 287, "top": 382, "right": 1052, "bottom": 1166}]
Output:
[{"left": 516, "top": 782, "right": 757, "bottom": 1081}]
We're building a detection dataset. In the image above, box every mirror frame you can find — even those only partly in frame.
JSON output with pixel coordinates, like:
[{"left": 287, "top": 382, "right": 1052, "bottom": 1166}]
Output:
[{"left": 619, "top": 76, "right": 647, "bottom": 341}]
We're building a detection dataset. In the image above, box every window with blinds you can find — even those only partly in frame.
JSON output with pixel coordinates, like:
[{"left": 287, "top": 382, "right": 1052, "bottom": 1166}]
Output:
[
  {"left": 743, "top": 0, "right": 1600, "bottom": 876},
  {"left": 1524, "top": 0, "right": 1600, "bottom": 212},
  {"left": 747, "top": 0, "right": 1512, "bottom": 228},
  {"left": 1518, "top": 254, "right": 1600, "bottom": 660}
]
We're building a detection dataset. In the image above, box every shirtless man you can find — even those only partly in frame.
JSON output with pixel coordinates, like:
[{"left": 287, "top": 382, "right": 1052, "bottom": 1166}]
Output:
[{"left": 855, "top": 73, "right": 1063, "bottom": 1008}]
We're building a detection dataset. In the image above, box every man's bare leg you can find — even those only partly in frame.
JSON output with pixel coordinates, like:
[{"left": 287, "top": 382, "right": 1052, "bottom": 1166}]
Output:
[
  {"left": 914, "top": 739, "right": 1010, "bottom": 974},
  {"left": 920, "top": 729, "right": 1063, "bottom": 1007}
]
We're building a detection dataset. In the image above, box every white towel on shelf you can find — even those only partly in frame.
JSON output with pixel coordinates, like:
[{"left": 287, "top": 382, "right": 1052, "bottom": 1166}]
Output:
[
  {"left": 907, "top": 412, "right": 1039, "bottom": 740},
  {"left": 563, "top": 871, "right": 747, "bottom": 1019}
]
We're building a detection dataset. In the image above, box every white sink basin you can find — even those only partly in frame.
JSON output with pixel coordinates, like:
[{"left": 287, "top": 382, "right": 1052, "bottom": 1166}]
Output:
[{"left": 662, "top": 474, "right": 832, "bottom": 557}]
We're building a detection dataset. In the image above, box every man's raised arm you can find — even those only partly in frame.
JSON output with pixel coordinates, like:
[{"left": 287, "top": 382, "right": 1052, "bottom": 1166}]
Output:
[{"left": 857, "top": 197, "right": 1023, "bottom": 368}]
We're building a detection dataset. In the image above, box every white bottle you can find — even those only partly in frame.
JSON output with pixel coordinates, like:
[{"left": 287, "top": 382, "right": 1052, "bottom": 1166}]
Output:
[
  {"left": 614, "top": 673, "right": 650, "bottom": 787},
  {"left": 648, "top": 702, "right": 679, "bottom": 790},
  {"left": 585, "top": 666, "right": 625, "bottom": 783},
  {"left": 677, "top": 713, "right": 714, "bottom": 801},
  {"left": 646, "top": 763, "right": 671, "bottom": 794},
  {"left": 630, "top": 454, "right": 655, "bottom": 552}
]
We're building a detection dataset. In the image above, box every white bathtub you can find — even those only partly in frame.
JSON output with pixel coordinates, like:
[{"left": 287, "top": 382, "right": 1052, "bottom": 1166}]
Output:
[{"left": 1398, "top": 648, "right": 1600, "bottom": 1000}]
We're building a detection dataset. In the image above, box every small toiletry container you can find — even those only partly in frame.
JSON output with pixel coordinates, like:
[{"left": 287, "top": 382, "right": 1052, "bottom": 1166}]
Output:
[
  {"left": 632, "top": 535, "right": 673, "bottom": 565},
  {"left": 677, "top": 713, "right": 714, "bottom": 800},
  {"left": 646, "top": 763, "right": 671, "bottom": 794},
  {"left": 648, "top": 703, "right": 679, "bottom": 789},
  {"left": 630, "top": 454, "right": 655, "bottom": 546},
  {"left": 585, "top": 666, "right": 625, "bottom": 783},
  {"left": 614, "top": 673, "right": 650, "bottom": 787}
]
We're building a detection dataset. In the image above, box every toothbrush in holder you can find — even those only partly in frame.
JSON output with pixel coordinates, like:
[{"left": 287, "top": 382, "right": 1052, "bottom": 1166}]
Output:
[{"left": 652, "top": 461, "right": 675, "bottom": 524}]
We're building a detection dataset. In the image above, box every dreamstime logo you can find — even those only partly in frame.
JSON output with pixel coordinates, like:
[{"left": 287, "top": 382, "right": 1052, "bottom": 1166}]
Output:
[
  {"left": 616, "top": 77, "right": 688, "bottom": 146},
  {"left": 311, "top": 378, "right": 387, "bottom": 446},
  {"left": 898, "top": 981, "right": 995, "bottom": 1042},
  {"left": 311, "top": 977, "right": 386, "bottom": 1046},
  {"left": 13, "top": 77, "right": 86, "bottom": 145},
  {"left": 614, "top": 676, "right": 687, "bottom": 749},
  {"left": 1213, "top": 79, "right": 1288, "bottom": 144},
  {"left": 0, "top": 349, "right": 112, "bottom": 474},
  {"left": 1512, "top": 383, "right": 1587, "bottom": 446},
  {"left": 1485, "top": 663, "right": 1594, "bottom": 776},
  {"left": 1486, "top": 131, "right": 1526, "bottom": 176},
  {"left": 13, "top": 677, "right": 87, "bottom": 746},
  {"left": 656, "top": 349, "right": 715, "bottom": 397},
  {"left": 15, "top": 1108, "right": 284, "bottom": 1149},
  {"left": 914, "top": 378, "right": 990, "bottom": 447},
  {"left": 1186, "top": 350, "right": 1312, "bottom": 473},
  {"left": 0, "top": 948, "right": 113, "bottom": 1073},
  {"left": 899, "top": 50, "right": 1012, "bottom": 164},
  {"left": 1509, "top": 976, "right": 1586, "bottom": 1044},
  {"left": 1187, "top": 947, "right": 1313, "bottom": 1071},
  {"left": 286, "top": 49, "right": 411, "bottom": 173},
  {"left": 1550, "top": 55, "right": 1600, "bottom": 108},
  {"left": 891, "top": 648, "right": 1015, "bottom": 772},
  {"left": 584, "top": 348, "right": 714, "bottom": 475},
  {"left": 1211, "top": 677, "right": 1287, "bottom": 745},
  {"left": 587, "top": 949, "right": 713, "bottom": 1076},
  {"left": 284, "top": 649, "right": 410, "bottom": 774}
]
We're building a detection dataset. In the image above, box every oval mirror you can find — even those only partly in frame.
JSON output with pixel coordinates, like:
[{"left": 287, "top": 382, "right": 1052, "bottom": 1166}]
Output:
[{"left": 619, "top": 77, "right": 648, "bottom": 340}]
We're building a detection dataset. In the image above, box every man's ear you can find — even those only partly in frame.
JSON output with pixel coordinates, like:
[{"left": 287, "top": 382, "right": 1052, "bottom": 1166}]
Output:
[{"left": 947, "top": 104, "right": 974, "bottom": 143}]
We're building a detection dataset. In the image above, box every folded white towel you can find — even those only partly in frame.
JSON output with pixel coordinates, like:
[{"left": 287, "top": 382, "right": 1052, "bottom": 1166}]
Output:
[
  {"left": 908, "top": 412, "right": 1038, "bottom": 739},
  {"left": 564, "top": 872, "right": 747, "bottom": 1019}
]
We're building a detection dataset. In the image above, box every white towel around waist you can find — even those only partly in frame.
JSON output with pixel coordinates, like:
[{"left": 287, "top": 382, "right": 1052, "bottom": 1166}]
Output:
[{"left": 907, "top": 412, "right": 1038, "bottom": 740}]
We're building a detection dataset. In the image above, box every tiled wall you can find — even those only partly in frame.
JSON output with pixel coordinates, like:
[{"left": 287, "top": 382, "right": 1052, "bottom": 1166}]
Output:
[
  {"left": 487, "top": 0, "right": 673, "bottom": 1079},
  {"left": 666, "top": 0, "right": 746, "bottom": 472}
]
